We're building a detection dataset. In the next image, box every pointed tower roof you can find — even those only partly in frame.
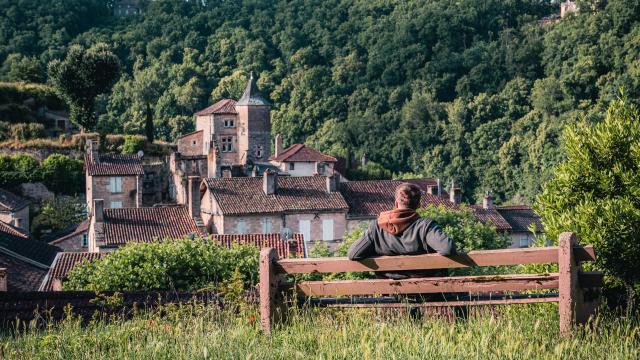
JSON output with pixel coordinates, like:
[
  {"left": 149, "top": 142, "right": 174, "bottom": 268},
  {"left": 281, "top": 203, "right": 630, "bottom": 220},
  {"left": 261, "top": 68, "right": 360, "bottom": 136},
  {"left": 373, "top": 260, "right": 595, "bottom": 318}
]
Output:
[{"left": 236, "top": 72, "right": 270, "bottom": 106}]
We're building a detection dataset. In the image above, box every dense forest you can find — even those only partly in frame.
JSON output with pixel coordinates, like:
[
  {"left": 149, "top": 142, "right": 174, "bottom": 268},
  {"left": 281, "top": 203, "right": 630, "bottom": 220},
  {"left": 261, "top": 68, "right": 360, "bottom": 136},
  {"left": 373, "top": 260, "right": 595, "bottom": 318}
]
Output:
[{"left": 1, "top": 0, "right": 639, "bottom": 204}]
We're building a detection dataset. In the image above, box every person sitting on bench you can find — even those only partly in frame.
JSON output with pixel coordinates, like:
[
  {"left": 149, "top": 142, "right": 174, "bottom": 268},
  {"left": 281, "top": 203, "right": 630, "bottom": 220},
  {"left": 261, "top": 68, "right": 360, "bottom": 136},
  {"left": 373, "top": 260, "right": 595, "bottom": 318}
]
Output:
[{"left": 347, "top": 182, "right": 456, "bottom": 280}]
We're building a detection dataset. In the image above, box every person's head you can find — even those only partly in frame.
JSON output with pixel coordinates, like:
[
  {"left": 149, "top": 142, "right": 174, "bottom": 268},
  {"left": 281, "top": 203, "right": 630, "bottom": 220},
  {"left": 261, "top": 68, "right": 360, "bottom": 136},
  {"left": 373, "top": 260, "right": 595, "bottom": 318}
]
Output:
[{"left": 394, "top": 183, "right": 422, "bottom": 210}]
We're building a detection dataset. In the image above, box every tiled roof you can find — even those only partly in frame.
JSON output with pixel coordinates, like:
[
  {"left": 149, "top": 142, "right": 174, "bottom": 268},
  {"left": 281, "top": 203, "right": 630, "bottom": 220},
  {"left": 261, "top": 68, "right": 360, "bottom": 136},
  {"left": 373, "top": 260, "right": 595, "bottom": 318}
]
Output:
[
  {"left": 40, "top": 252, "right": 104, "bottom": 291},
  {"left": 203, "top": 176, "right": 349, "bottom": 215},
  {"left": 0, "top": 220, "right": 28, "bottom": 239},
  {"left": 470, "top": 206, "right": 513, "bottom": 231},
  {"left": 211, "top": 233, "right": 304, "bottom": 258},
  {"left": 0, "top": 188, "right": 29, "bottom": 212},
  {"left": 496, "top": 205, "right": 544, "bottom": 233},
  {"left": 270, "top": 144, "right": 337, "bottom": 163},
  {"left": 194, "top": 99, "right": 238, "bottom": 116},
  {"left": 176, "top": 130, "right": 203, "bottom": 140},
  {"left": 47, "top": 219, "right": 90, "bottom": 245},
  {"left": 0, "top": 253, "right": 48, "bottom": 291},
  {"left": 103, "top": 207, "right": 205, "bottom": 246},
  {"left": 85, "top": 153, "right": 144, "bottom": 176},
  {"left": 0, "top": 228, "right": 60, "bottom": 267},
  {"left": 340, "top": 179, "right": 455, "bottom": 218}
]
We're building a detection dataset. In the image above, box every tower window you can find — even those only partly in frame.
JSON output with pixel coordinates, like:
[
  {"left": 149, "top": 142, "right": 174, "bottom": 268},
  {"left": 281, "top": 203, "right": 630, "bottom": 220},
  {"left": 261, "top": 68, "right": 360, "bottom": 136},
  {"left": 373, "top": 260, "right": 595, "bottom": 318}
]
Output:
[
  {"left": 224, "top": 119, "right": 235, "bottom": 128},
  {"left": 221, "top": 137, "right": 233, "bottom": 152}
]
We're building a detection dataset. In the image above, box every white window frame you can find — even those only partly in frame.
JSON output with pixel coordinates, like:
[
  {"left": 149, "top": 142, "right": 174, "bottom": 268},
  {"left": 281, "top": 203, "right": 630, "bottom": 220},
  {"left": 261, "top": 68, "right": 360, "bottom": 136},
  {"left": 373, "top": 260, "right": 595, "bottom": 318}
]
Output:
[
  {"left": 299, "top": 220, "right": 311, "bottom": 243},
  {"left": 109, "top": 176, "right": 123, "bottom": 193},
  {"left": 224, "top": 119, "right": 235, "bottom": 128},
  {"left": 322, "top": 219, "right": 334, "bottom": 241},
  {"left": 261, "top": 217, "right": 272, "bottom": 233},
  {"left": 110, "top": 201, "right": 123, "bottom": 209},
  {"left": 221, "top": 137, "right": 233, "bottom": 152}
]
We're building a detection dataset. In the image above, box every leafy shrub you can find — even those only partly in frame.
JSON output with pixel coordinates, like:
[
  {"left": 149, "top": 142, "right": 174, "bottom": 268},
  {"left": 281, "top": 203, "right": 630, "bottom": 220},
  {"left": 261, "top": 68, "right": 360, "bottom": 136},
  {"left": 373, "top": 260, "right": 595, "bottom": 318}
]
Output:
[
  {"left": 9, "top": 123, "right": 44, "bottom": 140},
  {"left": 0, "top": 103, "right": 33, "bottom": 123},
  {"left": 0, "top": 121, "right": 9, "bottom": 141},
  {"left": 0, "top": 153, "right": 40, "bottom": 188},
  {"left": 536, "top": 98, "right": 640, "bottom": 305},
  {"left": 0, "top": 82, "right": 65, "bottom": 109},
  {"left": 31, "top": 196, "right": 86, "bottom": 239},
  {"left": 121, "top": 135, "right": 146, "bottom": 154},
  {"left": 40, "top": 154, "right": 84, "bottom": 194},
  {"left": 64, "top": 238, "right": 260, "bottom": 292}
]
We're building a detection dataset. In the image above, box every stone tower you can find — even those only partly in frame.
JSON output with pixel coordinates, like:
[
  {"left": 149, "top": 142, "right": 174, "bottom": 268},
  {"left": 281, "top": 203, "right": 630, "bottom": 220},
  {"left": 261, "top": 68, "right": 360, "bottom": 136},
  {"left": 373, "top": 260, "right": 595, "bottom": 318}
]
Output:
[{"left": 236, "top": 72, "right": 271, "bottom": 165}]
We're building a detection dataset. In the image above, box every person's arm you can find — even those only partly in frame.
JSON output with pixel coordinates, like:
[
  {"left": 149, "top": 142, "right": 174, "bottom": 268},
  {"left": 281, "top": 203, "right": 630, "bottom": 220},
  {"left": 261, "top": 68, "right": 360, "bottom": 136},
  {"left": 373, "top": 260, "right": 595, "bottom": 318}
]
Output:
[
  {"left": 347, "top": 221, "right": 377, "bottom": 260},
  {"left": 423, "top": 221, "right": 456, "bottom": 256}
]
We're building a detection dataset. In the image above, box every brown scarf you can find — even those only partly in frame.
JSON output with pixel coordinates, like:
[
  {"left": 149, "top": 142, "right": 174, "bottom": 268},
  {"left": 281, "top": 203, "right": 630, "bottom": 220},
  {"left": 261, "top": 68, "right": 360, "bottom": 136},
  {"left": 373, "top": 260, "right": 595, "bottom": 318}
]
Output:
[{"left": 377, "top": 208, "right": 419, "bottom": 235}]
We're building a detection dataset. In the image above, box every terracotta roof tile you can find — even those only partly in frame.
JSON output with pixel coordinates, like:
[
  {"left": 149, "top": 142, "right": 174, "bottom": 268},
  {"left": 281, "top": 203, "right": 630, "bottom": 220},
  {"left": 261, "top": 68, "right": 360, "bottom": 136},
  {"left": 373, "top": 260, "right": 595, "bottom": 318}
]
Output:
[
  {"left": 340, "top": 179, "right": 455, "bottom": 218},
  {"left": 0, "top": 254, "right": 48, "bottom": 291},
  {"left": 0, "top": 220, "right": 28, "bottom": 239},
  {"left": 103, "top": 207, "right": 205, "bottom": 246},
  {"left": 470, "top": 206, "right": 512, "bottom": 231},
  {"left": 211, "top": 233, "right": 304, "bottom": 258},
  {"left": 85, "top": 153, "right": 144, "bottom": 176},
  {"left": 496, "top": 205, "right": 544, "bottom": 233},
  {"left": 0, "top": 188, "right": 29, "bottom": 212},
  {"left": 40, "top": 252, "right": 104, "bottom": 291},
  {"left": 0, "top": 228, "right": 60, "bottom": 266},
  {"left": 203, "top": 176, "right": 349, "bottom": 215},
  {"left": 270, "top": 144, "right": 337, "bottom": 163},
  {"left": 194, "top": 99, "right": 238, "bottom": 116}
]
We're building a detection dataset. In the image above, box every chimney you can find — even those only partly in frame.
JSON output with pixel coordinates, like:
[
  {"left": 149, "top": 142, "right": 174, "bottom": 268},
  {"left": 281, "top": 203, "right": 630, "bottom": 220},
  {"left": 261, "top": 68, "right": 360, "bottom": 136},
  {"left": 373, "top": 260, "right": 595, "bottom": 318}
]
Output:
[
  {"left": 251, "top": 166, "right": 259, "bottom": 177},
  {"left": 222, "top": 170, "right": 232, "bottom": 178},
  {"left": 326, "top": 173, "right": 340, "bottom": 193},
  {"left": 263, "top": 169, "right": 277, "bottom": 195},
  {"left": 436, "top": 178, "right": 442, "bottom": 197},
  {"left": 274, "top": 134, "right": 283, "bottom": 158},
  {"left": 94, "top": 199, "right": 104, "bottom": 223},
  {"left": 188, "top": 176, "right": 201, "bottom": 218},
  {"left": 483, "top": 191, "right": 494, "bottom": 210},
  {"left": 86, "top": 139, "right": 96, "bottom": 161},
  {"left": 449, "top": 180, "right": 461, "bottom": 205},
  {"left": 13, "top": 218, "right": 22, "bottom": 230}
]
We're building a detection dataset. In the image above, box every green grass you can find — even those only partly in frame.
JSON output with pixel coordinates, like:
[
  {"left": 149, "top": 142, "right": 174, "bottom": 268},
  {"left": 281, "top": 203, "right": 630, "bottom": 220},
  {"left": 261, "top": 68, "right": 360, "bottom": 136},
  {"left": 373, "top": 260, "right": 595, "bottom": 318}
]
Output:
[{"left": 0, "top": 303, "right": 638, "bottom": 359}]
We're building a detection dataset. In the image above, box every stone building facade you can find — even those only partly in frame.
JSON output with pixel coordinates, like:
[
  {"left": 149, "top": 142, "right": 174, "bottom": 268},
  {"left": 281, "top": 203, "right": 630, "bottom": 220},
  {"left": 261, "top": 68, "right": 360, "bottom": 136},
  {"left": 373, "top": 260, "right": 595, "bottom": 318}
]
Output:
[
  {"left": 0, "top": 188, "right": 30, "bottom": 233},
  {"left": 85, "top": 141, "right": 144, "bottom": 213}
]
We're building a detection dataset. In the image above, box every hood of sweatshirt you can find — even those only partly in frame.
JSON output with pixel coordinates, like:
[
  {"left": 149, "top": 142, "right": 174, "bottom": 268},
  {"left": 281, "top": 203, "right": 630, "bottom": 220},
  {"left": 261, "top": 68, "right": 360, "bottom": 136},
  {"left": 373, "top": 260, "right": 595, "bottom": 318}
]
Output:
[{"left": 377, "top": 208, "right": 420, "bottom": 235}]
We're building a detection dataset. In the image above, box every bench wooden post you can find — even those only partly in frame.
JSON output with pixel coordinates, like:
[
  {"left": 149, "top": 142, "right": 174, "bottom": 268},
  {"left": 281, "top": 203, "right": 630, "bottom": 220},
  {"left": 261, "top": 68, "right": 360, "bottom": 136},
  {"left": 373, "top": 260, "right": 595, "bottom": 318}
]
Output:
[
  {"left": 559, "top": 232, "right": 595, "bottom": 335},
  {"left": 259, "top": 247, "right": 278, "bottom": 334}
]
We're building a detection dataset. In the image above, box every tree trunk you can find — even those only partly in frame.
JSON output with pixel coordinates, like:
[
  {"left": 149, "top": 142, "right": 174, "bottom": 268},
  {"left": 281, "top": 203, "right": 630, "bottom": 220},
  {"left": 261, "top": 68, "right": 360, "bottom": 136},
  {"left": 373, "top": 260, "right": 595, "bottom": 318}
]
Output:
[
  {"left": 145, "top": 102, "right": 154, "bottom": 143},
  {"left": 625, "top": 282, "right": 636, "bottom": 317}
]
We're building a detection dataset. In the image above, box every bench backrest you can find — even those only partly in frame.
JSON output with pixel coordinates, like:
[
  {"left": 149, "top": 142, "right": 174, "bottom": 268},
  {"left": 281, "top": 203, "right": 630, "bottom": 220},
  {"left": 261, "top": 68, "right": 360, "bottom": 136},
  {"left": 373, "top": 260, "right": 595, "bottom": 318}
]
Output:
[{"left": 259, "top": 232, "right": 602, "bottom": 335}]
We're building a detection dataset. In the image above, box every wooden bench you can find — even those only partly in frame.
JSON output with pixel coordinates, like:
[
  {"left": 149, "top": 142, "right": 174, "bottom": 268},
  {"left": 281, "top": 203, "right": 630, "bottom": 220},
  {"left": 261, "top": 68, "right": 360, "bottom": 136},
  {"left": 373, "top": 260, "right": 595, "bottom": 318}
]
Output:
[{"left": 259, "top": 232, "right": 603, "bottom": 335}]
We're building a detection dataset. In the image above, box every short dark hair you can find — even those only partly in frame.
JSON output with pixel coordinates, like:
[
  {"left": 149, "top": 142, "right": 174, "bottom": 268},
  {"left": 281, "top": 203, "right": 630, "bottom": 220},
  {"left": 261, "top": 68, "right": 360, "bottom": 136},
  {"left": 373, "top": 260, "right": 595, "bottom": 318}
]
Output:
[{"left": 395, "top": 183, "right": 422, "bottom": 210}]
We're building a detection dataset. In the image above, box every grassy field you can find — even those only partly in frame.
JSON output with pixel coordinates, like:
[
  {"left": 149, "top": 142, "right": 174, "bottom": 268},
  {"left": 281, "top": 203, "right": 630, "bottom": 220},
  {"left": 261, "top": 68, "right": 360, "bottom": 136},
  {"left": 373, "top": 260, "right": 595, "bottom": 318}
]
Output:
[{"left": 0, "top": 303, "right": 638, "bottom": 359}]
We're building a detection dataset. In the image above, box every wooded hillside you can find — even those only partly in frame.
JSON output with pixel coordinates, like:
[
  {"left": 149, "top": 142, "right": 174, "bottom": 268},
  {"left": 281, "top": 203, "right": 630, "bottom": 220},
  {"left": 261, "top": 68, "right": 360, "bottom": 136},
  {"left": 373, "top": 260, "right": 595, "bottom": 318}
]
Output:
[{"left": 1, "top": 0, "right": 638, "bottom": 204}]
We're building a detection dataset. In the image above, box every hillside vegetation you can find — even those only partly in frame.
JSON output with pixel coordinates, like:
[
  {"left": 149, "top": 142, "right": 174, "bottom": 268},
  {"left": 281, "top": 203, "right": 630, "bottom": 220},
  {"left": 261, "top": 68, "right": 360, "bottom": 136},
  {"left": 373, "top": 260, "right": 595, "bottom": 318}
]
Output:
[{"left": 1, "top": 0, "right": 639, "bottom": 203}]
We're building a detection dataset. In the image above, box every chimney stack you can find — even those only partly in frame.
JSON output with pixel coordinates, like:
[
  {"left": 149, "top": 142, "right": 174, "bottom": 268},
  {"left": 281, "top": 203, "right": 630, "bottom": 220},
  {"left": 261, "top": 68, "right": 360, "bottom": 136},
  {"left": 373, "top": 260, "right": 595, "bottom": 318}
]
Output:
[
  {"left": 263, "top": 169, "right": 277, "bottom": 195},
  {"left": 326, "top": 173, "right": 340, "bottom": 193},
  {"left": 251, "top": 166, "right": 259, "bottom": 177},
  {"left": 449, "top": 180, "right": 461, "bottom": 205},
  {"left": 188, "top": 176, "right": 201, "bottom": 219},
  {"left": 274, "top": 134, "right": 283, "bottom": 158},
  {"left": 483, "top": 191, "right": 494, "bottom": 210},
  {"left": 94, "top": 199, "right": 104, "bottom": 223},
  {"left": 437, "top": 178, "right": 442, "bottom": 197},
  {"left": 86, "top": 139, "right": 96, "bottom": 161}
]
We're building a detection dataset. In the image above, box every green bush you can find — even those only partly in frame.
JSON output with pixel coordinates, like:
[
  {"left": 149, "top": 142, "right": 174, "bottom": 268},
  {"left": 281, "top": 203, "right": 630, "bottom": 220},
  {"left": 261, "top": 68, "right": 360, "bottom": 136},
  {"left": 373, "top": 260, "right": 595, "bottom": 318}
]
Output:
[
  {"left": 64, "top": 238, "right": 260, "bottom": 292},
  {"left": 536, "top": 98, "right": 640, "bottom": 304},
  {"left": 121, "top": 135, "right": 146, "bottom": 154},
  {"left": 0, "top": 82, "right": 65, "bottom": 109},
  {"left": 41, "top": 154, "right": 84, "bottom": 194},
  {"left": 31, "top": 197, "right": 85, "bottom": 239},
  {"left": 0, "top": 153, "right": 40, "bottom": 188},
  {"left": 0, "top": 121, "right": 9, "bottom": 141},
  {"left": 9, "top": 123, "right": 44, "bottom": 140}
]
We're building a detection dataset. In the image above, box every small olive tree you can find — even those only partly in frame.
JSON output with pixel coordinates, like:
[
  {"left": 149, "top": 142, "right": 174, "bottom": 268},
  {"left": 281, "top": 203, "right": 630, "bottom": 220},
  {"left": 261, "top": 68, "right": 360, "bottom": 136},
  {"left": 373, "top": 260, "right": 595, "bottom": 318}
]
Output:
[{"left": 536, "top": 98, "right": 640, "bottom": 307}]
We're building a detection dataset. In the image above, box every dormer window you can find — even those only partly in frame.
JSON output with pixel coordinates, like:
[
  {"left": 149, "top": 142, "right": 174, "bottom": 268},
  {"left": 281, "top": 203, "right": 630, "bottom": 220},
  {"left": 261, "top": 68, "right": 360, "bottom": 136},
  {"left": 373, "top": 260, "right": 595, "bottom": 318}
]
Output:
[{"left": 224, "top": 119, "right": 235, "bottom": 128}]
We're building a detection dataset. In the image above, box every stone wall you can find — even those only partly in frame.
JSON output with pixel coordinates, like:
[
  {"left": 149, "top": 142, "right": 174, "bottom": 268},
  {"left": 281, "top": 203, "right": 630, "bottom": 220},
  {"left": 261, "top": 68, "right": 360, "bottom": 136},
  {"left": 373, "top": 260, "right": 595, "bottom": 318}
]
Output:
[
  {"left": 20, "top": 182, "right": 54, "bottom": 202},
  {"left": 52, "top": 232, "right": 88, "bottom": 252},
  {"left": 88, "top": 175, "right": 140, "bottom": 209},
  {"left": 142, "top": 163, "right": 169, "bottom": 206},
  {"left": 0, "top": 207, "right": 29, "bottom": 233},
  {"left": 176, "top": 131, "right": 204, "bottom": 156}
]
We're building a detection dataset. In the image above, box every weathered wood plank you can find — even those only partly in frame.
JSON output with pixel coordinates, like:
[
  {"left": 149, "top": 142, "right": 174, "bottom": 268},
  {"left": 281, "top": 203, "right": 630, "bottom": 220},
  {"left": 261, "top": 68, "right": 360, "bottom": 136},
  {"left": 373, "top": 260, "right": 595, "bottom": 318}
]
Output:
[
  {"left": 559, "top": 232, "right": 579, "bottom": 336},
  {"left": 275, "top": 246, "right": 596, "bottom": 274},
  {"left": 288, "top": 273, "right": 560, "bottom": 297},
  {"left": 259, "top": 248, "right": 278, "bottom": 335},
  {"left": 322, "top": 297, "right": 560, "bottom": 308}
]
